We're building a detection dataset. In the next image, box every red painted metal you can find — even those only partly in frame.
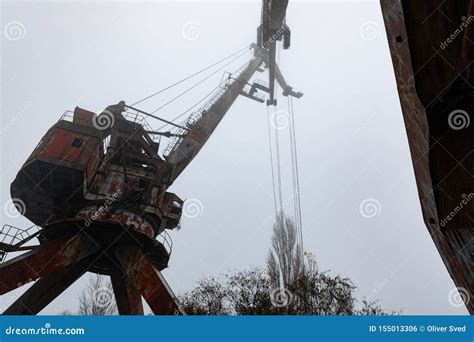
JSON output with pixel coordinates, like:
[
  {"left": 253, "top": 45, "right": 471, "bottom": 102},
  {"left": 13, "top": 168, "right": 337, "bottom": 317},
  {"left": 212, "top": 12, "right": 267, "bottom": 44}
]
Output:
[
  {"left": 0, "top": 234, "right": 98, "bottom": 295},
  {"left": 1, "top": 2, "right": 299, "bottom": 315},
  {"left": 110, "top": 268, "right": 145, "bottom": 315},
  {"left": 2, "top": 105, "right": 184, "bottom": 314},
  {"left": 115, "top": 245, "right": 182, "bottom": 315}
]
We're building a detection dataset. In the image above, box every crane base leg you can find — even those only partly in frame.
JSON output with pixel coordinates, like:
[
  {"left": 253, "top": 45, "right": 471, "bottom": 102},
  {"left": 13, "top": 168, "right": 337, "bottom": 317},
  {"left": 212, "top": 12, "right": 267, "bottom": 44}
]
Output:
[
  {"left": 0, "top": 233, "right": 99, "bottom": 295},
  {"left": 110, "top": 266, "right": 144, "bottom": 315},
  {"left": 2, "top": 256, "right": 95, "bottom": 315},
  {"left": 115, "top": 245, "right": 182, "bottom": 315}
]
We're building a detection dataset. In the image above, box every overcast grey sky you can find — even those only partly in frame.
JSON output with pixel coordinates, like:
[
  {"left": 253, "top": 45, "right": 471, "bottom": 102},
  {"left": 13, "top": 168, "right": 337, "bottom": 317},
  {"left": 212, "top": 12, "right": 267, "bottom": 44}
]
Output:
[{"left": 1, "top": 0, "right": 468, "bottom": 315}]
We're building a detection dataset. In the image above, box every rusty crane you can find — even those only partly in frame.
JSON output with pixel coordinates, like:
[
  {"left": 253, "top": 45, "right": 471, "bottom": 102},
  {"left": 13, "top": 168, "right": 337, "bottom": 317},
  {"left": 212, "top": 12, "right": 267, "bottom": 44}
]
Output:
[{"left": 0, "top": 0, "right": 302, "bottom": 315}]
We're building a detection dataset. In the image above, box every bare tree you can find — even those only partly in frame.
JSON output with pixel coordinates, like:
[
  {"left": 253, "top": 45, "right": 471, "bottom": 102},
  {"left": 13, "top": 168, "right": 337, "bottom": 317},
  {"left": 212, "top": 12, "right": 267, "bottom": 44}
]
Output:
[
  {"left": 267, "top": 211, "right": 302, "bottom": 288},
  {"left": 179, "top": 277, "right": 229, "bottom": 315},
  {"left": 226, "top": 268, "right": 274, "bottom": 315},
  {"left": 78, "top": 274, "right": 117, "bottom": 315},
  {"left": 58, "top": 310, "right": 74, "bottom": 315},
  {"left": 179, "top": 265, "right": 394, "bottom": 315},
  {"left": 179, "top": 212, "right": 396, "bottom": 315}
]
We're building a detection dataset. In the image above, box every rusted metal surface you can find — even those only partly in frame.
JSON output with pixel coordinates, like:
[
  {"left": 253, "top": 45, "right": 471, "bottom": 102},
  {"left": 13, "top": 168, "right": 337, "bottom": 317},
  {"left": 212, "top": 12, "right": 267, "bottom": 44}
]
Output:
[
  {"left": 461, "top": 1, "right": 474, "bottom": 82},
  {"left": 115, "top": 245, "right": 182, "bottom": 315},
  {"left": 165, "top": 49, "right": 266, "bottom": 181},
  {"left": 3, "top": 256, "right": 94, "bottom": 315},
  {"left": 3, "top": 103, "right": 184, "bottom": 313},
  {"left": 0, "top": 233, "right": 99, "bottom": 295},
  {"left": 11, "top": 106, "right": 183, "bottom": 238},
  {"left": 1, "top": 1, "right": 299, "bottom": 315},
  {"left": 110, "top": 267, "right": 144, "bottom": 315},
  {"left": 76, "top": 207, "right": 155, "bottom": 239},
  {"left": 381, "top": 0, "right": 474, "bottom": 314}
]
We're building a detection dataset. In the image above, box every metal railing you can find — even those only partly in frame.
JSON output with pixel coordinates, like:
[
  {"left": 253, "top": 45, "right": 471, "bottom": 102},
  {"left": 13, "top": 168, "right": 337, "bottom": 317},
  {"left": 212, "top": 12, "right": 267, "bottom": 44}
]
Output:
[
  {"left": 0, "top": 224, "right": 40, "bottom": 262},
  {"left": 59, "top": 110, "right": 74, "bottom": 122},
  {"left": 157, "top": 230, "right": 173, "bottom": 255},
  {"left": 58, "top": 109, "right": 160, "bottom": 144},
  {"left": 163, "top": 80, "right": 232, "bottom": 159}
]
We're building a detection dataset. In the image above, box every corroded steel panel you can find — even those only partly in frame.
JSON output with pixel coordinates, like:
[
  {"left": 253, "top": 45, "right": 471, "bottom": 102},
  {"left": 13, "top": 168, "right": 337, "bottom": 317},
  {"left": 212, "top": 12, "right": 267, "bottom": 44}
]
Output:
[
  {"left": 0, "top": 234, "right": 99, "bottom": 295},
  {"left": 110, "top": 268, "right": 144, "bottom": 315},
  {"left": 381, "top": 0, "right": 474, "bottom": 314},
  {"left": 115, "top": 245, "right": 182, "bottom": 315},
  {"left": 3, "top": 256, "right": 94, "bottom": 315}
]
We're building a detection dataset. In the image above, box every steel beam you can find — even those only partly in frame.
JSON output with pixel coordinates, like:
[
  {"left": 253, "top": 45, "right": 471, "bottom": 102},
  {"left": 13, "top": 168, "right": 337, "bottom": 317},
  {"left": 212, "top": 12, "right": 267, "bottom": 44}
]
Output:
[
  {"left": 110, "top": 268, "right": 144, "bottom": 315},
  {"left": 114, "top": 245, "right": 182, "bottom": 315},
  {"left": 0, "top": 233, "right": 99, "bottom": 295},
  {"left": 2, "top": 256, "right": 95, "bottom": 315}
]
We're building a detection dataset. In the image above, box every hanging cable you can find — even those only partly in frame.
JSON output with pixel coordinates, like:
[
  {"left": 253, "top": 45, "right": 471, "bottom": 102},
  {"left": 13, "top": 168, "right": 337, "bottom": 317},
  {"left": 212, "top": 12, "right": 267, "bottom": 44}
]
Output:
[
  {"left": 269, "top": 44, "right": 284, "bottom": 213},
  {"left": 273, "top": 106, "right": 284, "bottom": 212},
  {"left": 149, "top": 50, "right": 249, "bottom": 115},
  {"left": 155, "top": 60, "right": 249, "bottom": 131},
  {"left": 288, "top": 95, "right": 304, "bottom": 264},
  {"left": 266, "top": 106, "right": 279, "bottom": 214},
  {"left": 156, "top": 84, "right": 221, "bottom": 131},
  {"left": 130, "top": 46, "right": 249, "bottom": 106}
]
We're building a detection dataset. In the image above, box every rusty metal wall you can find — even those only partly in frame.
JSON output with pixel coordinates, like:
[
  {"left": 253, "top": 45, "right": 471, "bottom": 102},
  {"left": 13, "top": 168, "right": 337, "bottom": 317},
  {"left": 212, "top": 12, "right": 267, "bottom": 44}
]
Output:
[{"left": 381, "top": 0, "right": 473, "bottom": 314}]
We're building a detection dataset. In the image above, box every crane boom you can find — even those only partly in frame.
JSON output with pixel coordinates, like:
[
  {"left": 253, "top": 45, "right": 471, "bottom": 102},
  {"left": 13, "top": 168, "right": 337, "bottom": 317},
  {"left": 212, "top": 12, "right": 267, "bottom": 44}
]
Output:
[{"left": 165, "top": 47, "right": 267, "bottom": 182}]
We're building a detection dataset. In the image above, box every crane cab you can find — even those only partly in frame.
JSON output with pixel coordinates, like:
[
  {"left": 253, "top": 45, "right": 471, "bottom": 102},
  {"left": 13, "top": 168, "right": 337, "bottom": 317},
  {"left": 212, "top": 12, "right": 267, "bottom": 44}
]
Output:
[{"left": 10, "top": 106, "right": 183, "bottom": 245}]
